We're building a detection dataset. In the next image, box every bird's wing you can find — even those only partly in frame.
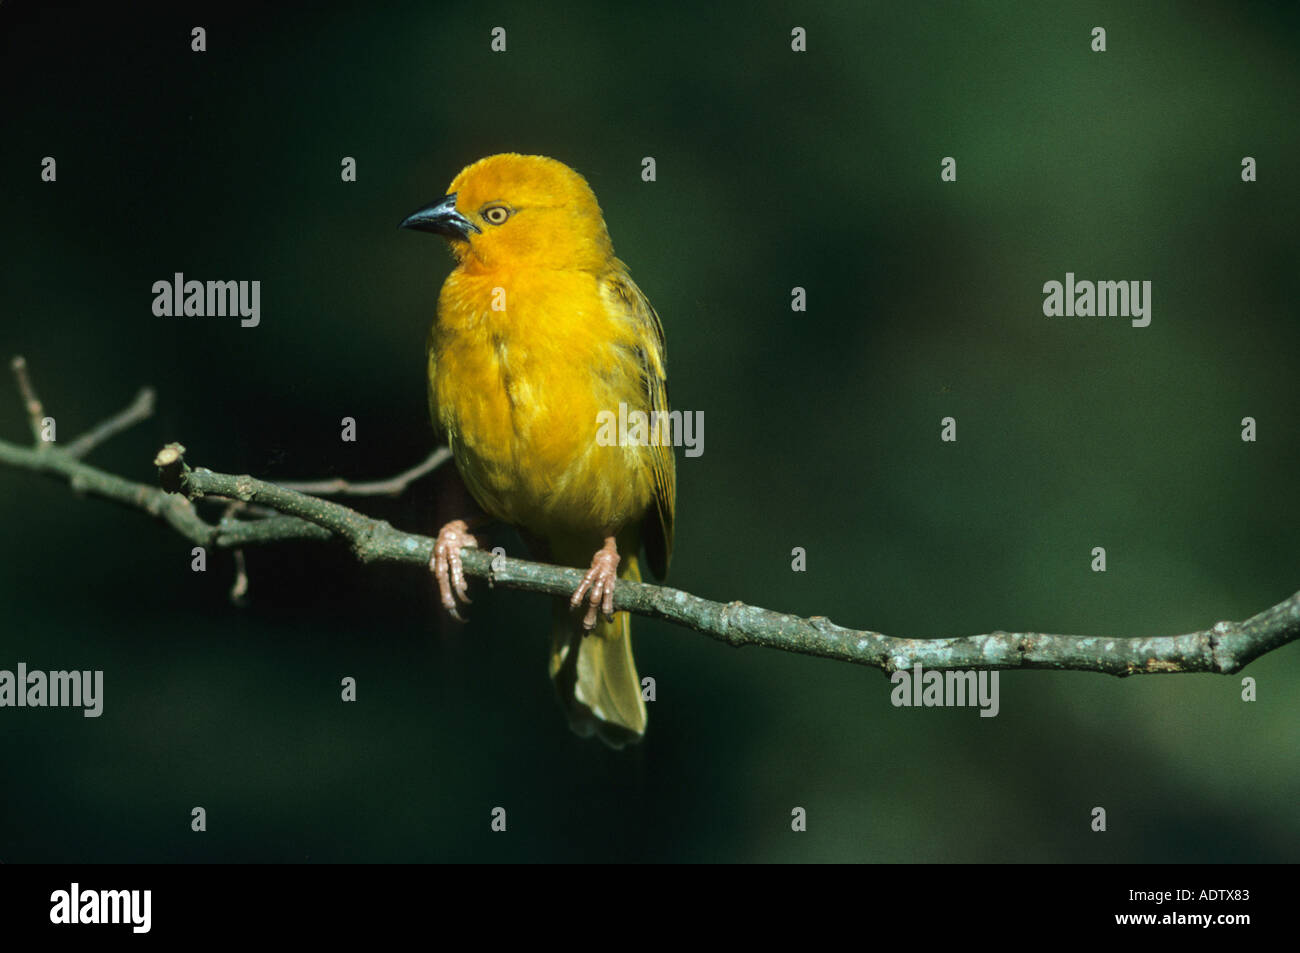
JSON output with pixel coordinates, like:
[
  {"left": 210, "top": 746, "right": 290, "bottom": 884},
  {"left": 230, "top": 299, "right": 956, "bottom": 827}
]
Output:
[{"left": 603, "top": 267, "right": 675, "bottom": 579}]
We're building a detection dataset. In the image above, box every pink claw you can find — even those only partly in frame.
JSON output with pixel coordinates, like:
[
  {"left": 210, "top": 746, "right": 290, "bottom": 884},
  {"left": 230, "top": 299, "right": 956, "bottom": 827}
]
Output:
[
  {"left": 430, "top": 519, "right": 478, "bottom": 622},
  {"left": 570, "top": 536, "right": 620, "bottom": 631}
]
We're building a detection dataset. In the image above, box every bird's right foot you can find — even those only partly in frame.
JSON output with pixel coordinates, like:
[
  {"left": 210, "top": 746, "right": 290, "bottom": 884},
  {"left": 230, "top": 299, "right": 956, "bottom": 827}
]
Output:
[
  {"left": 430, "top": 519, "right": 478, "bottom": 621},
  {"left": 570, "top": 536, "right": 620, "bottom": 632}
]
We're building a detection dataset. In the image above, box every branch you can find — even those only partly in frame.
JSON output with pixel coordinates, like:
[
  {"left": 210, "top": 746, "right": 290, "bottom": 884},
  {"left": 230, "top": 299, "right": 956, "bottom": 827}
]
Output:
[
  {"left": 275, "top": 447, "right": 452, "bottom": 496},
  {"left": 10, "top": 356, "right": 48, "bottom": 446},
  {"left": 61, "top": 386, "right": 156, "bottom": 460},
  {"left": 2, "top": 359, "right": 1297, "bottom": 677}
]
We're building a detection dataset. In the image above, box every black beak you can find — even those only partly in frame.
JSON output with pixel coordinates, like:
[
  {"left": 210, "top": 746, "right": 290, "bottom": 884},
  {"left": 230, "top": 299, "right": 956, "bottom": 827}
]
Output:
[{"left": 398, "top": 193, "right": 481, "bottom": 240}]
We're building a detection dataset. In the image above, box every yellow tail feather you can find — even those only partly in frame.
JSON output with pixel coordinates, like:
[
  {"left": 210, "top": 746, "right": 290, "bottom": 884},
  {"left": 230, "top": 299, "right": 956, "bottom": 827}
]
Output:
[{"left": 548, "top": 554, "right": 647, "bottom": 748}]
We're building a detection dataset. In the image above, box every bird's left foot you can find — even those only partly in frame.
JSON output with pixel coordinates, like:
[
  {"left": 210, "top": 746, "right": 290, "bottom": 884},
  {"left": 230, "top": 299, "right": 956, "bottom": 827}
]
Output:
[
  {"left": 430, "top": 519, "right": 478, "bottom": 622},
  {"left": 571, "top": 536, "right": 620, "bottom": 631}
]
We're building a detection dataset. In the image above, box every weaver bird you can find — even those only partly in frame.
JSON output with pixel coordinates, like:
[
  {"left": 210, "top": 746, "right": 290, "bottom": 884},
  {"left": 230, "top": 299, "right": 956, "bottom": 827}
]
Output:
[{"left": 400, "top": 154, "right": 675, "bottom": 748}]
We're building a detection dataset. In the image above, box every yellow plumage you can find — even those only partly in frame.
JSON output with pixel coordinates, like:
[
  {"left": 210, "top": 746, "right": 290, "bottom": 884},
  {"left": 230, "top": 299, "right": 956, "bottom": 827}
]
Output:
[{"left": 402, "top": 153, "right": 675, "bottom": 746}]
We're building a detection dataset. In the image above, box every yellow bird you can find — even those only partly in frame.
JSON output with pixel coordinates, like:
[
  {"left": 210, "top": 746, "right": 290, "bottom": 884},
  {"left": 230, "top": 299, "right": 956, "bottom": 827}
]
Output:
[{"left": 400, "top": 153, "right": 675, "bottom": 747}]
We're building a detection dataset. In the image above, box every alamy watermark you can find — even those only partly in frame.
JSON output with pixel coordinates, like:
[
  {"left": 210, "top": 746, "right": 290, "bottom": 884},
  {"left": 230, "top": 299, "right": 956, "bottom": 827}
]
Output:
[
  {"left": 890, "top": 663, "right": 999, "bottom": 717},
  {"left": 0, "top": 662, "right": 103, "bottom": 717},
  {"left": 50, "top": 883, "right": 150, "bottom": 933},
  {"left": 152, "top": 272, "right": 260, "bottom": 327},
  {"left": 1042, "top": 272, "right": 1151, "bottom": 327},
  {"left": 595, "top": 402, "right": 703, "bottom": 457}
]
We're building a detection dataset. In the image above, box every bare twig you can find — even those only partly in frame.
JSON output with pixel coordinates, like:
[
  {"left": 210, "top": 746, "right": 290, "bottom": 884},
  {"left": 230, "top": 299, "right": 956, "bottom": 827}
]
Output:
[
  {"left": 276, "top": 447, "right": 452, "bottom": 496},
  {"left": 10, "top": 356, "right": 47, "bottom": 447},
  {"left": 230, "top": 548, "right": 250, "bottom": 606},
  {"left": 62, "top": 387, "right": 156, "bottom": 459}
]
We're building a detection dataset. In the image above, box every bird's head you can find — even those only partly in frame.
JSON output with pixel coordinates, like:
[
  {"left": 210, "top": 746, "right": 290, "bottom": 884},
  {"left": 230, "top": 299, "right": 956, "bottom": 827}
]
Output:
[{"left": 400, "top": 153, "right": 614, "bottom": 272}]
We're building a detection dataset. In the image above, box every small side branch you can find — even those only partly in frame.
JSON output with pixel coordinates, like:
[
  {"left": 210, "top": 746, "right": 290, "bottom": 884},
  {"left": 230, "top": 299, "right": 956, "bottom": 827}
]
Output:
[
  {"left": 276, "top": 447, "right": 452, "bottom": 496},
  {"left": 10, "top": 356, "right": 47, "bottom": 446},
  {"left": 62, "top": 387, "right": 156, "bottom": 459}
]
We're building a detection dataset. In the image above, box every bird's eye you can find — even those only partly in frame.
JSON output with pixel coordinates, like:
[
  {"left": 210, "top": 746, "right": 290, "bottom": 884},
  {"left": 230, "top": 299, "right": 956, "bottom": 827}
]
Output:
[{"left": 482, "top": 205, "right": 512, "bottom": 225}]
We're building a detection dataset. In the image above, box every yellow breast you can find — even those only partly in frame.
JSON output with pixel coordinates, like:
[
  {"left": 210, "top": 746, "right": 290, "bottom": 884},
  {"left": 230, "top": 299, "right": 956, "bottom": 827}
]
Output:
[{"left": 430, "top": 264, "right": 656, "bottom": 541}]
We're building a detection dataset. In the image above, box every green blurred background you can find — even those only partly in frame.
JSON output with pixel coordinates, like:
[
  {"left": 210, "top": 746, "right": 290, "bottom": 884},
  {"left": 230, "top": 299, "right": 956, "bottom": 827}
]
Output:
[{"left": 1, "top": 0, "right": 1296, "bottom": 862}]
